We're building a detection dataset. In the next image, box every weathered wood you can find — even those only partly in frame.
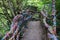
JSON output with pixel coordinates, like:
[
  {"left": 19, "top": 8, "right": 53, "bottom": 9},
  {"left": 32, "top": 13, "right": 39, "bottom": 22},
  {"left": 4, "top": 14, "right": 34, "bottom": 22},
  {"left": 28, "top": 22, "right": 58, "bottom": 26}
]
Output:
[{"left": 21, "top": 21, "right": 48, "bottom": 40}]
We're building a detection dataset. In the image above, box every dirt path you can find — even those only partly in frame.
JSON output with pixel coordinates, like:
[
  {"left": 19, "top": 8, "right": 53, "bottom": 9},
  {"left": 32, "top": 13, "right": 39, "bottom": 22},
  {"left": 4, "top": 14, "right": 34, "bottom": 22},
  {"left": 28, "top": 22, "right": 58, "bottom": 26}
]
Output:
[{"left": 21, "top": 21, "right": 47, "bottom": 40}]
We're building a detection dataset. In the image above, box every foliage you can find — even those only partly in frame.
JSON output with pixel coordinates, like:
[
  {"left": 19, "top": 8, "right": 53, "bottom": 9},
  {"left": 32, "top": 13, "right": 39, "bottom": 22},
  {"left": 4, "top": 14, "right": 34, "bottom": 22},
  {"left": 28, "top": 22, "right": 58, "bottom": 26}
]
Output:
[{"left": 0, "top": 0, "right": 60, "bottom": 39}]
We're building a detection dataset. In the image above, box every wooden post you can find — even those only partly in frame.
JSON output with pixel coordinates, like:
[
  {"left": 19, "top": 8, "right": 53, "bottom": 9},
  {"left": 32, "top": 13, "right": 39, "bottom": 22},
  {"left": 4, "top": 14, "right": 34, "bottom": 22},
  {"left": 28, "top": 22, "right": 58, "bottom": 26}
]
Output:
[{"left": 21, "top": 21, "right": 48, "bottom": 40}]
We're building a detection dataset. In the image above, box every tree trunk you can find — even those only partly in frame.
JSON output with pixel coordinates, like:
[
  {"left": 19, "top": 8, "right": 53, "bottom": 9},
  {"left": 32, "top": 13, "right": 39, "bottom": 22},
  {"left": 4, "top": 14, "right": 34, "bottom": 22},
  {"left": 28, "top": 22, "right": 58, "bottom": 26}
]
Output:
[{"left": 21, "top": 21, "right": 48, "bottom": 40}]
